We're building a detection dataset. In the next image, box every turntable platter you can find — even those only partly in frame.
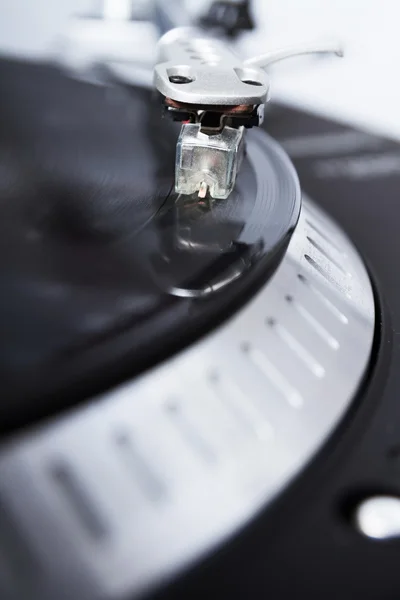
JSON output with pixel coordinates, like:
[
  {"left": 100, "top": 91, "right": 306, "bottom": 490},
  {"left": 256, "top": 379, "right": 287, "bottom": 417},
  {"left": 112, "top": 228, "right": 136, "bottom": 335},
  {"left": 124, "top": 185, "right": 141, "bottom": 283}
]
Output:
[{"left": 0, "top": 58, "right": 377, "bottom": 600}]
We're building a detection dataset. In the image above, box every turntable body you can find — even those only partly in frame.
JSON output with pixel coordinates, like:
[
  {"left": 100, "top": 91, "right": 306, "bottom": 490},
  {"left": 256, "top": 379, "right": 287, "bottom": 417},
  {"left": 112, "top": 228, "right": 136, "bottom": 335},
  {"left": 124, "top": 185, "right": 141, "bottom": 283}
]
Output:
[{"left": 0, "top": 59, "right": 398, "bottom": 600}]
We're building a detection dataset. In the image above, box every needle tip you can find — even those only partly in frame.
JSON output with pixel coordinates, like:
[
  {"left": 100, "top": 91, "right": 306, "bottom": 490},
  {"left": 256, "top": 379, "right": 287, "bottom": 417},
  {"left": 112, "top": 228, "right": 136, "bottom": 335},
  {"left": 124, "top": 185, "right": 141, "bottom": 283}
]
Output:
[{"left": 198, "top": 181, "right": 208, "bottom": 199}]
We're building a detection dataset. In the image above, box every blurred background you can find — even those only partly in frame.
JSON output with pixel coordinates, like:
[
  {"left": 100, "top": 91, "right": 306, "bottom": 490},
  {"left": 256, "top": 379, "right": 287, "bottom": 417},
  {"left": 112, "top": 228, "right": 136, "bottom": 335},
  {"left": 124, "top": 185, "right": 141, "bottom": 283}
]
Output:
[{"left": 1, "top": 0, "right": 399, "bottom": 137}]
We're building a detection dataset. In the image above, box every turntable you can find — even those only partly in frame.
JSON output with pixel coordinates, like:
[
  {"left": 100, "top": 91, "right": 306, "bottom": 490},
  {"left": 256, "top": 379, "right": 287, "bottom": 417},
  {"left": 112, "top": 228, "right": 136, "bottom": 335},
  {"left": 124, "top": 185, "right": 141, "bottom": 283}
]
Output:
[{"left": 0, "top": 5, "right": 399, "bottom": 600}]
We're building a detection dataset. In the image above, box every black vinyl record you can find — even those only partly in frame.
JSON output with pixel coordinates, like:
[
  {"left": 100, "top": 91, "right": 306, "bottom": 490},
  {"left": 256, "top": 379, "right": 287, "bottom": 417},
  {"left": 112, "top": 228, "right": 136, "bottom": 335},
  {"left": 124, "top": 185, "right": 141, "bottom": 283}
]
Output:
[{"left": 0, "top": 59, "right": 300, "bottom": 434}]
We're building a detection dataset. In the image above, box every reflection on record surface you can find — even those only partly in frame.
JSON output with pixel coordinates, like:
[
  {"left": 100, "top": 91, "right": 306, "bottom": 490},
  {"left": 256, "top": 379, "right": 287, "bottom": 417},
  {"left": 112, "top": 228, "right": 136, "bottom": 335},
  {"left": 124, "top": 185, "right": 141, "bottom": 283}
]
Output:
[{"left": 0, "top": 59, "right": 300, "bottom": 428}]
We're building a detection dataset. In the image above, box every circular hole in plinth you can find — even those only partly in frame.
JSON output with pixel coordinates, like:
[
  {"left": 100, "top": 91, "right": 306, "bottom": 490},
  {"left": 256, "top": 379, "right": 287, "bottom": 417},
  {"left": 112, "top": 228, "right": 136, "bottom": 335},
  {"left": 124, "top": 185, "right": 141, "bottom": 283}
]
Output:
[
  {"left": 167, "top": 66, "right": 196, "bottom": 85},
  {"left": 169, "top": 74, "right": 193, "bottom": 84},
  {"left": 242, "top": 79, "right": 263, "bottom": 86},
  {"left": 234, "top": 67, "right": 266, "bottom": 89}
]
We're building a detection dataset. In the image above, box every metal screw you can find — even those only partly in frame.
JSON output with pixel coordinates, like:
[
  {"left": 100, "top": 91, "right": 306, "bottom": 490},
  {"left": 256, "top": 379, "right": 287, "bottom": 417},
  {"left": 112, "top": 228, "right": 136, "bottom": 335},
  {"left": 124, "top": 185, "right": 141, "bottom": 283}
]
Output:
[{"left": 169, "top": 75, "right": 193, "bottom": 84}]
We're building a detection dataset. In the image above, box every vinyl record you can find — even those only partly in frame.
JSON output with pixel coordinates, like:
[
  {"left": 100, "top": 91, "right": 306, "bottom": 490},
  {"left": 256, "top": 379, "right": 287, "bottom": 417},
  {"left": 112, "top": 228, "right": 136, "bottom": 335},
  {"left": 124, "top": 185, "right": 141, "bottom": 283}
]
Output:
[{"left": 0, "top": 59, "right": 300, "bottom": 432}]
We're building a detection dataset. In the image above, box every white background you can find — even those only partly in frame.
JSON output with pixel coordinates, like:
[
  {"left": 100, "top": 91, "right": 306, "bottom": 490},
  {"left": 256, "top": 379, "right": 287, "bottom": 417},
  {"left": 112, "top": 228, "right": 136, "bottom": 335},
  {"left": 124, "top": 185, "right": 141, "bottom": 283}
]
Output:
[{"left": 239, "top": 1, "right": 400, "bottom": 140}]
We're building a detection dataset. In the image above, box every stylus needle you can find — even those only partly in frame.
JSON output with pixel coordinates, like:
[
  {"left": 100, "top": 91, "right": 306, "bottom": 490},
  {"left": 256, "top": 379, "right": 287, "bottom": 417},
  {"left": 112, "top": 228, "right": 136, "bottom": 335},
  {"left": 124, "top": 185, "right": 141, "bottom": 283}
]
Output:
[{"left": 198, "top": 182, "right": 208, "bottom": 199}]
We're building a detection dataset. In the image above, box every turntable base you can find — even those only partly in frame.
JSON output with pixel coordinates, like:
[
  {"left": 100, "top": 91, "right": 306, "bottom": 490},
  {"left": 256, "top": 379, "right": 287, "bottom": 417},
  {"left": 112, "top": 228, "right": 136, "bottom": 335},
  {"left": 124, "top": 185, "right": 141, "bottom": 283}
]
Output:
[{"left": 0, "top": 59, "right": 398, "bottom": 600}]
